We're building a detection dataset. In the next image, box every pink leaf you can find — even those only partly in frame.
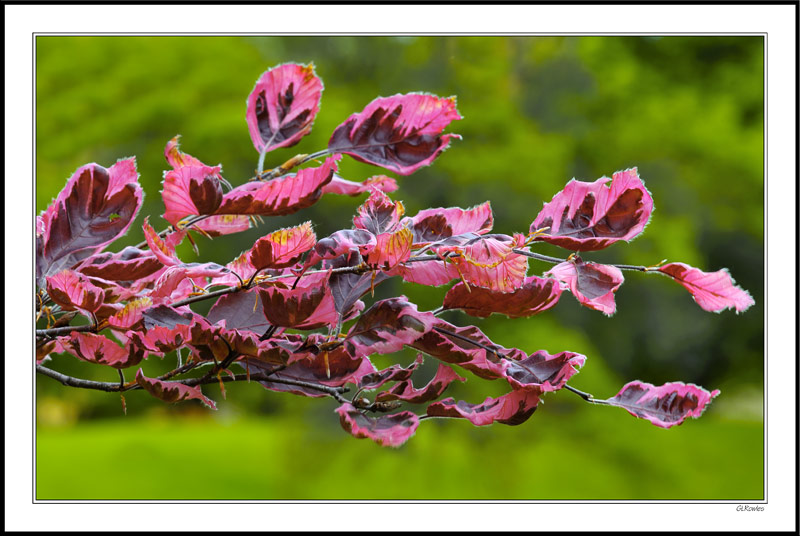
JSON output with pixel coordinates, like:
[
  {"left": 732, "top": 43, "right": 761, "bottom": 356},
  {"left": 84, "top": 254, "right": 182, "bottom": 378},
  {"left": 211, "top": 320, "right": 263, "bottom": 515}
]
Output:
[
  {"left": 426, "top": 390, "right": 541, "bottom": 426},
  {"left": 503, "top": 350, "right": 586, "bottom": 393},
  {"left": 336, "top": 403, "right": 420, "bottom": 447},
  {"left": 161, "top": 166, "right": 224, "bottom": 226},
  {"left": 64, "top": 332, "right": 147, "bottom": 369},
  {"left": 353, "top": 189, "right": 405, "bottom": 234},
  {"left": 376, "top": 363, "right": 465, "bottom": 404},
  {"left": 37, "top": 158, "right": 143, "bottom": 283},
  {"left": 215, "top": 155, "right": 339, "bottom": 216},
  {"left": 657, "top": 262, "right": 755, "bottom": 313},
  {"left": 605, "top": 381, "right": 720, "bottom": 429},
  {"left": 365, "top": 228, "right": 413, "bottom": 270},
  {"left": 128, "top": 324, "right": 192, "bottom": 354},
  {"left": 443, "top": 275, "right": 562, "bottom": 318},
  {"left": 107, "top": 297, "right": 153, "bottom": 330},
  {"left": 191, "top": 214, "right": 251, "bottom": 237},
  {"left": 246, "top": 63, "right": 323, "bottom": 154},
  {"left": 388, "top": 258, "right": 458, "bottom": 287},
  {"left": 438, "top": 234, "right": 528, "bottom": 293},
  {"left": 329, "top": 93, "right": 462, "bottom": 175},
  {"left": 531, "top": 168, "right": 654, "bottom": 251},
  {"left": 345, "top": 297, "right": 435, "bottom": 358},
  {"left": 142, "top": 217, "right": 185, "bottom": 267},
  {"left": 248, "top": 221, "right": 316, "bottom": 270},
  {"left": 45, "top": 269, "right": 105, "bottom": 315},
  {"left": 164, "top": 135, "right": 207, "bottom": 169},
  {"left": 404, "top": 201, "right": 493, "bottom": 244},
  {"left": 321, "top": 174, "right": 398, "bottom": 197},
  {"left": 135, "top": 369, "right": 217, "bottom": 410},
  {"left": 547, "top": 257, "right": 624, "bottom": 316}
]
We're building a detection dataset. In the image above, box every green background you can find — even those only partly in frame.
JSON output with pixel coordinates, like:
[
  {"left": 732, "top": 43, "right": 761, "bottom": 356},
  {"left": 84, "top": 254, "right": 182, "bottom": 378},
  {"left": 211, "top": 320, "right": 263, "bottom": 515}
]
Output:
[{"left": 35, "top": 36, "right": 764, "bottom": 500}]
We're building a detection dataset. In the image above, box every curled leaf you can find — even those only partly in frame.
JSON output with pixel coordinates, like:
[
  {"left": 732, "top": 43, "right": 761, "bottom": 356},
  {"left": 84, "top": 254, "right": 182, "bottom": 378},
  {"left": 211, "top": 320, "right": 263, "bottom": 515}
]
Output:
[
  {"left": 426, "top": 390, "right": 541, "bottom": 426},
  {"left": 247, "top": 63, "right": 323, "bottom": 154},
  {"left": 353, "top": 189, "right": 404, "bottom": 235},
  {"left": 76, "top": 246, "right": 162, "bottom": 282},
  {"left": 376, "top": 363, "right": 465, "bottom": 404},
  {"left": 404, "top": 201, "right": 493, "bottom": 244},
  {"left": 45, "top": 269, "right": 105, "bottom": 315},
  {"left": 547, "top": 257, "right": 624, "bottom": 316},
  {"left": 215, "top": 155, "right": 339, "bottom": 216},
  {"left": 135, "top": 369, "right": 217, "bottom": 410},
  {"left": 249, "top": 221, "right": 316, "bottom": 270},
  {"left": 64, "top": 332, "right": 147, "bottom": 369},
  {"left": 443, "top": 275, "right": 562, "bottom": 318},
  {"left": 604, "top": 381, "right": 720, "bottom": 429},
  {"left": 532, "top": 168, "right": 654, "bottom": 251},
  {"left": 657, "top": 262, "right": 755, "bottom": 313},
  {"left": 345, "top": 297, "right": 434, "bottom": 357},
  {"left": 321, "top": 174, "right": 398, "bottom": 197},
  {"left": 336, "top": 403, "right": 420, "bottom": 447},
  {"left": 329, "top": 93, "right": 462, "bottom": 175}
]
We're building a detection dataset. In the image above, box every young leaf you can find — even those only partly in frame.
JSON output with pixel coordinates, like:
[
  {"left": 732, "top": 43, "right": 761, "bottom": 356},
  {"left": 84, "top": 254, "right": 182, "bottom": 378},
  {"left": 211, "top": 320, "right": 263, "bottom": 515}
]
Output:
[
  {"left": 604, "top": 381, "right": 720, "bottom": 429},
  {"left": 336, "top": 403, "right": 420, "bottom": 447},
  {"left": 37, "top": 158, "right": 143, "bottom": 283},
  {"left": 656, "top": 262, "right": 755, "bottom": 313},
  {"left": 246, "top": 63, "right": 323, "bottom": 154},
  {"left": 107, "top": 297, "right": 153, "bottom": 330},
  {"left": 426, "top": 390, "right": 541, "bottom": 426},
  {"left": 128, "top": 324, "right": 192, "bottom": 354},
  {"left": 443, "top": 275, "right": 562, "bottom": 318},
  {"left": 547, "top": 257, "right": 624, "bottom": 316},
  {"left": 503, "top": 350, "right": 586, "bottom": 393},
  {"left": 328, "top": 93, "right": 462, "bottom": 175},
  {"left": 248, "top": 221, "right": 316, "bottom": 270},
  {"left": 305, "top": 229, "right": 377, "bottom": 268},
  {"left": 531, "top": 168, "right": 654, "bottom": 251},
  {"left": 215, "top": 155, "right": 339, "bottom": 216},
  {"left": 376, "top": 363, "right": 465, "bottom": 404},
  {"left": 135, "top": 369, "right": 217, "bottom": 410},
  {"left": 161, "top": 136, "right": 226, "bottom": 226},
  {"left": 344, "top": 297, "right": 434, "bottom": 357}
]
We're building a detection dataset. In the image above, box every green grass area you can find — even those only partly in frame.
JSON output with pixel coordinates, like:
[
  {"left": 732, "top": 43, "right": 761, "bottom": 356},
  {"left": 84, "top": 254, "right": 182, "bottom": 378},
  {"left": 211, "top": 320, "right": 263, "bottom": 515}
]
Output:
[{"left": 36, "top": 407, "right": 762, "bottom": 501}]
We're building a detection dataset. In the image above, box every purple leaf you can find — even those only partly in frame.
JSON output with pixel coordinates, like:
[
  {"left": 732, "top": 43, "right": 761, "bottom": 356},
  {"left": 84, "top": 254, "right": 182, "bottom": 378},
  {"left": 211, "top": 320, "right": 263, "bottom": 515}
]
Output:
[
  {"left": 604, "top": 381, "right": 720, "bottom": 428},
  {"left": 135, "top": 369, "right": 217, "bottom": 410},
  {"left": 45, "top": 269, "right": 105, "bottom": 315},
  {"left": 503, "top": 351, "right": 586, "bottom": 393},
  {"left": 246, "top": 63, "right": 323, "bottom": 154},
  {"left": 376, "top": 363, "right": 465, "bottom": 404},
  {"left": 248, "top": 221, "right": 316, "bottom": 270},
  {"left": 305, "top": 229, "right": 377, "bottom": 268},
  {"left": 329, "top": 93, "right": 462, "bottom": 175},
  {"left": 443, "top": 275, "right": 562, "bottom": 318},
  {"left": 657, "top": 262, "right": 755, "bottom": 313},
  {"left": 547, "top": 257, "right": 624, "bottom": 316},
  {"left": 76, "top": 246, "right": 163, "bottom": 282},
  {"left": 426, "top": 390, "right": 541, "bottom": 426},
  {"left": 327, "top": 251, "right": 390, "bottom": 318},
  {"left": 37, "top": 158, "right": 143, "bottom": 283},
  {"left": 436, "top": 233, "right": 528, "bottom": 293},
  {"left": 207, "top": 289, "right": 271, "bottom": 336},
  {"left": 336, "top": 403, "right": 420, "bottom": 447},
  {"left": 531, "top": 168, "right": 654, "bottom": 251},
  {"left": 344, "top": 297, "right": 434, "bottom": 357},
  {"left": 358, "top": 354, "right": 424, "bottom": 390},
  {"left": 257, "top": 272, "right": 338, "bottom": 330}
]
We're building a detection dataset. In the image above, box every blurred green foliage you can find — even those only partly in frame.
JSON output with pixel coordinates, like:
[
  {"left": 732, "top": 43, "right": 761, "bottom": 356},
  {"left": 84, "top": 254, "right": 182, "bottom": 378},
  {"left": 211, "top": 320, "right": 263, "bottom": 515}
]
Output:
[{"left": 36, "top": 36, "right": 764, "bottom": 500}]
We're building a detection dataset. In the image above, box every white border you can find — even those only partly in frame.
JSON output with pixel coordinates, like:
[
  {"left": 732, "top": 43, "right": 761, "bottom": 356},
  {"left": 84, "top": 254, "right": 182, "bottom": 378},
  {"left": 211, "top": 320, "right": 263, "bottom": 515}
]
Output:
[{"left": 6, "top": 3, "right": 796, "bottom": 532}]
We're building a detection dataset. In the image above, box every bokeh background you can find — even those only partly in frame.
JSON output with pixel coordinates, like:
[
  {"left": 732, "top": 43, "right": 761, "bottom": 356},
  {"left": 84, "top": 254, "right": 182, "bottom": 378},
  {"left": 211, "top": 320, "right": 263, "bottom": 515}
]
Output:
[{"left": 35, "top": 36, "right": 764, "bottom": 500}]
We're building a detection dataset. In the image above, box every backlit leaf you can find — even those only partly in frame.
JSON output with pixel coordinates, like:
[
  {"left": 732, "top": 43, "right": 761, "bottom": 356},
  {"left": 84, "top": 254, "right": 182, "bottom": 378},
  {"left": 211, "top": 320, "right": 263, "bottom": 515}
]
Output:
[
  {"left": 135, "top": 369, "right": 217, "bottom": 410},
  {"left": 604, "top": 381, "right": 720, "bottom": 429},
  {"left": 321, "top": 174, "right": 398, "bottom": 197},
  {"left": 248, "top": 221, "right": 316, "bottom": 270},
  {"left": 376, "top": 363, "right": 465, "bottom": 404},
  {"left": 531, "top": 168, "right": 654, "bottom": 251},
  {"left": 426, "top": 390, "right": 541, "bottom": 426},
  {"left": 657, "top": 262, "right": 755, "bottom": 313},
  {"left": 246, "top": 63, "right": 323, "bottom": 154},
  {"left": 443, "top": 275, "right": 562, "bottom": 318},
  {"left": 45, "top": 269, "right": 105, "bottom": 315},
  {"left": 336, "top": 403, "right": 420, "bottom": 447},
  {"left": 329, "top": 93, "right": 462, "bottom": 175},
  {"left": 547, "top": 257, "right": 624, "bottom": 316}
]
